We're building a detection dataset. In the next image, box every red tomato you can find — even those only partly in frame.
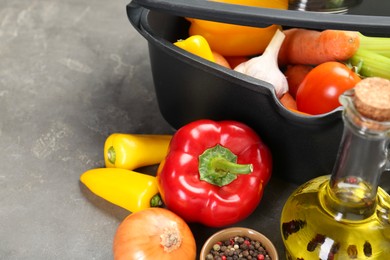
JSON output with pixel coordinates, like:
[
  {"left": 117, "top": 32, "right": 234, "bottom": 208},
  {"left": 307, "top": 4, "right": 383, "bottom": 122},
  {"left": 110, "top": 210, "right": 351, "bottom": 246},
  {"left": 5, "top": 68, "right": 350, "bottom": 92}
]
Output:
[{"left": 296, "top": 62, "right": 361, "bottom": 115}]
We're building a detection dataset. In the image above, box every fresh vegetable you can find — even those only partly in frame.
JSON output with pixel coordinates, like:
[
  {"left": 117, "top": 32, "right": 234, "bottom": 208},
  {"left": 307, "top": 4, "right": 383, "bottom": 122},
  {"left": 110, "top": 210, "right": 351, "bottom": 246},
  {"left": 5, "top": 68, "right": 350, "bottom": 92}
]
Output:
[
  {"left": 280, "top": 92, "right": 297, "bottom": 111},
  {"left": 296, "top": 61, "right": 361, "bottom": 115},
  {"left": 277, "top": 30, "right": 390, "bottom": 80},
  {"left": 174, "top": 35, "right": 232, "bottom": 68},
  {"left": 347, "top": 33, "right": 390, "bottom": 80},
  {"left": 235, "top": 29, "right": 288, "bottom": 98},
  {"left": 113, "top": 208, "right": 196, "bottom": 260},
  {"left": 174, "top": 35, "right": 215, "bottom": 62},
  {"left": 278, "top": 28, "right": 360, "bottom": 66},
  {"left": 226, "top": 55, "right": 250, "bottom": 69},
  {"left": 157, "top": 119, "right": 272, "bottom": 227},
  {"left": 358, "top": 32, "right": 390, "bottom": 58},
  {"left": 286, "top": 107, "right": 311, "bottom": 116},
  {"left": 80, "top": 168, "right": 162, "bottom": 212},
  {"left": 212, "top": 51, "right": 231, "bottom": 69},
  {"left": 284, "top": 64, "right": 313, "bottom": 99},
  {"left": 187, "top": 0, "right": 288, "bottom": 56},
  {"left": 104, "top": 133, "right": 172, "bottom": 170},
  {"left": 349, "top": 49, "right": 390, "bottom": 80}
]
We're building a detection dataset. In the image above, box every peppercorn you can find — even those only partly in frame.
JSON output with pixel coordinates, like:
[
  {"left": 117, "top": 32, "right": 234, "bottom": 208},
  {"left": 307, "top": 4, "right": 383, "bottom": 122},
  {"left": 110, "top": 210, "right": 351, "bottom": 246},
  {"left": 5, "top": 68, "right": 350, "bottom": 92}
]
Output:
[
  {"left": 207, "top": 236, "right": 272, "bottom": 260},
  {"left": 240, "top": 243, "right": 249, "bottom": 250},
  {"left": 213, "top": 243, "right": 221, "bottom": 251}
]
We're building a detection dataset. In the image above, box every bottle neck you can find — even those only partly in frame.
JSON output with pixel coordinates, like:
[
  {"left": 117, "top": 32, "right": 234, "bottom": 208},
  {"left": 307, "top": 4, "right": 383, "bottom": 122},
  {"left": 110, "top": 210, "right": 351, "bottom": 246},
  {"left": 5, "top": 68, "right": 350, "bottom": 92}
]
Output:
[{"left": 324, "top": 109, "right": 390, "bottom": 220}]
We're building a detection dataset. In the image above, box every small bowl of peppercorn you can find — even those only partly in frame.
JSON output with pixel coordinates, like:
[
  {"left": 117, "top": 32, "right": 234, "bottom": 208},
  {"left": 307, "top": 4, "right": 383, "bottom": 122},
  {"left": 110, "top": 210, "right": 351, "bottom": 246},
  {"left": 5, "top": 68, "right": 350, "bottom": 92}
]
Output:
[{"left": 200, "top": 227, "right": 278, "bottom": 260}]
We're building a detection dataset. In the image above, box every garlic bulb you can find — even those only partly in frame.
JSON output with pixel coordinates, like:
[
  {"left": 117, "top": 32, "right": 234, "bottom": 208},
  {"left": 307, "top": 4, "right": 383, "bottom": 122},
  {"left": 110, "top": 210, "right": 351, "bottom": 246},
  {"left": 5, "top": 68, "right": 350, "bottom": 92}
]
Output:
[{"left": 234, "top": 29, "right": 288, "bottom": 98}]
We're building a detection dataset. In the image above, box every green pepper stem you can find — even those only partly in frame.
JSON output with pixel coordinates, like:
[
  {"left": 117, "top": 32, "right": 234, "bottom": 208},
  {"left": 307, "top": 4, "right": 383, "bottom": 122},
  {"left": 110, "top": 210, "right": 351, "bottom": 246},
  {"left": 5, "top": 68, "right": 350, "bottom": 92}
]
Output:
[
  {"left": 198, "top": 144, "right": 254, "bottom": 187},
  {"left": 107, "top": 146, "right": 116, "bottom": 164},
  {"left": 211, "top": 157, "right": 253, "bottom": 176},
  {"left": 150, "top": 194, "right": 163, "bottom": 208}
]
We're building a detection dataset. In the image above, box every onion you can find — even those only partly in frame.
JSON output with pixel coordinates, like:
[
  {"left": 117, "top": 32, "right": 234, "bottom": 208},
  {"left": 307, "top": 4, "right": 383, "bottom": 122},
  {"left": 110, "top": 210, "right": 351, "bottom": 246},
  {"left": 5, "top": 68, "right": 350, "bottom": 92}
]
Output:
[{"left": 113, "top": 208, "right": 196, "bottom": 260}]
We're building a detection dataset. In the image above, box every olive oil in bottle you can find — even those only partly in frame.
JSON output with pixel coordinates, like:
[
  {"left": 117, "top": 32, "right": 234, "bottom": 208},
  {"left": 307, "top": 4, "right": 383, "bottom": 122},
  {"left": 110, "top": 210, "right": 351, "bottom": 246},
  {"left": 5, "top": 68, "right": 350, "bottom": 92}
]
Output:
[{"left": 281, "top": 77, "right": 390, "bottom": 260}]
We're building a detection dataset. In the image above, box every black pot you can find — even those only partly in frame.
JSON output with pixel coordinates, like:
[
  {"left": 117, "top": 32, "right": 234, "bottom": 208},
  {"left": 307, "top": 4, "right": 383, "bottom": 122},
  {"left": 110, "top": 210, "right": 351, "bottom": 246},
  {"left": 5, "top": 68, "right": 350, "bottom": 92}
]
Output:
[{"left": 126, "top": 0, "right": 390, "bottom": 184}]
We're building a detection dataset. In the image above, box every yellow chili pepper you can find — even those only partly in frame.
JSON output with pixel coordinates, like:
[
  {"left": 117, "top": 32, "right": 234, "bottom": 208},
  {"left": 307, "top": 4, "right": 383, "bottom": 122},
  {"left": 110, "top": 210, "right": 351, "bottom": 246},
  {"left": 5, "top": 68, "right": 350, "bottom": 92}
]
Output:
[
  {"left": 186, "top": 0, "right": 288, "bottom": 56},
  {"left": 104, "top": 134, "right": 172, "bottom": 170},
  {"left": 174, "top": 35, "right": 216, "bottom": 62},
  {"left": 80, "top": 168, "right": 162, "bottom": 212}
]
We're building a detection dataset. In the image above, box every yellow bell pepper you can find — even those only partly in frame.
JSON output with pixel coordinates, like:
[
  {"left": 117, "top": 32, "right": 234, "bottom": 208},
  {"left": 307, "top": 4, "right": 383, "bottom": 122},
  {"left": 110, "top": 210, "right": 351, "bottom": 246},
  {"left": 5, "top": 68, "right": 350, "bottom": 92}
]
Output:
[
  {"left": 187, "top": 0, "right": 288, "bottom": 56},
  {"left": 174, "top": 35, "right": 216, "bottom": 62},
  {"left": 80, "top": 168, "right": 162, "bottom": 212},
  {"left": 104, "top": 134, "right": 172, "bottom": 170}
]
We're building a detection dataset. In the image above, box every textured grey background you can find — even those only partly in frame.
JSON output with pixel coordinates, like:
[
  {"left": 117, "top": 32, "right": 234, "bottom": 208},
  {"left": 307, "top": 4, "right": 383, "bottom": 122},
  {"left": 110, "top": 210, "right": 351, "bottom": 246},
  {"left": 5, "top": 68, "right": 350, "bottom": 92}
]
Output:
[
  {"left": 0, "top": 1, "right": 174, "bottom": 259},
  {"left": 3, "top": 0, "right": 389, "bottom": 259},
  {"left": 0, "top": 1, "right": 297, "bottom": 259}
]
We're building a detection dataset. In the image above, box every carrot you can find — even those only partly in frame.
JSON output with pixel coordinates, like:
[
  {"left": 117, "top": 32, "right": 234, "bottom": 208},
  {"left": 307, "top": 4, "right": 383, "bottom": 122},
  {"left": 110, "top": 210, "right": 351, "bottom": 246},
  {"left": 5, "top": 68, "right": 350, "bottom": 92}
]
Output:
[
  {"left": 212, "top": 51, "right": 231, "bottom": 69},
  {"left": 278, "top": 28, "right": 360, "bottom": 66},
  {"left": 288, "top": 107, "right": 311, "bottom": 116},
  {"left": 284, "top": 65, "right": 313, "bottom": 99},
  {"left": 280, "top": 93, "right": 312, "bottom": 115},
  {"left": 280, "top": 92, "right": 297, "bottom": 111}
]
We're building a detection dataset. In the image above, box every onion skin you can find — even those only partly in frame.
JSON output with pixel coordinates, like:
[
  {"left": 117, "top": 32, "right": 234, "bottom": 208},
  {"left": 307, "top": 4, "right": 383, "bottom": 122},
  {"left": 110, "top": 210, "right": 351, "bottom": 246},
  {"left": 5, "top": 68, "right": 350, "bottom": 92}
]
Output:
[{"left": 113, "top": 208, "right": 196, "bottom": 260}]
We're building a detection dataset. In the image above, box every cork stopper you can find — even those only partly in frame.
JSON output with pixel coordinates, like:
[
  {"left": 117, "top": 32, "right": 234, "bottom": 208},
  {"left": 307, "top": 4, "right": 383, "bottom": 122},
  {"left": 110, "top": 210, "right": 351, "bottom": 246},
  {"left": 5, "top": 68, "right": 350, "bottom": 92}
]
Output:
[{"left": 354, "top": 77, "right": 390, "bottom": 122}]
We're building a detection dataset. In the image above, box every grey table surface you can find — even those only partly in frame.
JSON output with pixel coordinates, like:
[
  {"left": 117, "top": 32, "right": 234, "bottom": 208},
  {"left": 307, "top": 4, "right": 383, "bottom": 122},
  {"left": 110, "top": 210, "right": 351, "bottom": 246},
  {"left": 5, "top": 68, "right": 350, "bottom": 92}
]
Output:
[
  {"left": 3, "top": 1, "right": 389, "bottom": 260},
  {"left": 1, "top": 0, "right": 173, "bottom": 258},
  {"left": 0, "top": 1, "right": 297, "bottom": 259},
  {"left": 0, "top": 0, "right": 296, "bottom": 260}
]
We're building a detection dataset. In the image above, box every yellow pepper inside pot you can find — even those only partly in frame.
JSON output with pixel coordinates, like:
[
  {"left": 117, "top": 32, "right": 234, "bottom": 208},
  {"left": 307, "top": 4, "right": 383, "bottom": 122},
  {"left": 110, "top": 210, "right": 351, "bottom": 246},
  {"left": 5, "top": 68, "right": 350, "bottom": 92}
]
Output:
[
  {"left": 174, "top": 35, "right": 216, "bottom": 62},
  {"left": 186, "top": 0, "right": 288, "bottom": 57}
]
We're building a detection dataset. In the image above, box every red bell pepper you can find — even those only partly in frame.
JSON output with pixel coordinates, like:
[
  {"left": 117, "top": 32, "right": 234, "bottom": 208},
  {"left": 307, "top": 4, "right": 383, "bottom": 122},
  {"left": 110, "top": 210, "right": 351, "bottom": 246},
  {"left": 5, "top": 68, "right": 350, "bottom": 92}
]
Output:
[{"left": 157, "top": 119, "right": 272, "bottom": 227}]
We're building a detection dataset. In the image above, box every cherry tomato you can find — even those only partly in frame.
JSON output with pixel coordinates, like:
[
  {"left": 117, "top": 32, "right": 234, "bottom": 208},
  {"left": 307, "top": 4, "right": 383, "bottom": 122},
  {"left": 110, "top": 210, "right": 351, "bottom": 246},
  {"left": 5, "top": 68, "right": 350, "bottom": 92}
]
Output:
[{"left": 296, "top": 62, "right": 361, "bottom": 115}]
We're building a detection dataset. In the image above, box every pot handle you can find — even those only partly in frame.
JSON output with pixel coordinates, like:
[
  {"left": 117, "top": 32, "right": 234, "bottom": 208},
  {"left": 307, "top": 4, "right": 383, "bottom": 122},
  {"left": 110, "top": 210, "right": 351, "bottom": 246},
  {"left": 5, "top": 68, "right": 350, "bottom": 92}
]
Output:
[
  {"left": 127, "top": 0, "right": 390, "bottom": 36},
  {"left": 126, "top": 2, "right": 147, "bottom": 37}
]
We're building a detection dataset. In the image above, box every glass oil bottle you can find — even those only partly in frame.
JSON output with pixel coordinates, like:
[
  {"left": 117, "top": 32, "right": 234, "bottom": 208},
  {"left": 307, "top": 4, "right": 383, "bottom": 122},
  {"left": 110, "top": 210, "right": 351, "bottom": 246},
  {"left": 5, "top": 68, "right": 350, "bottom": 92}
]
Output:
[{"left": 280, "top": 77, "right": 390, "bottom": 260}]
